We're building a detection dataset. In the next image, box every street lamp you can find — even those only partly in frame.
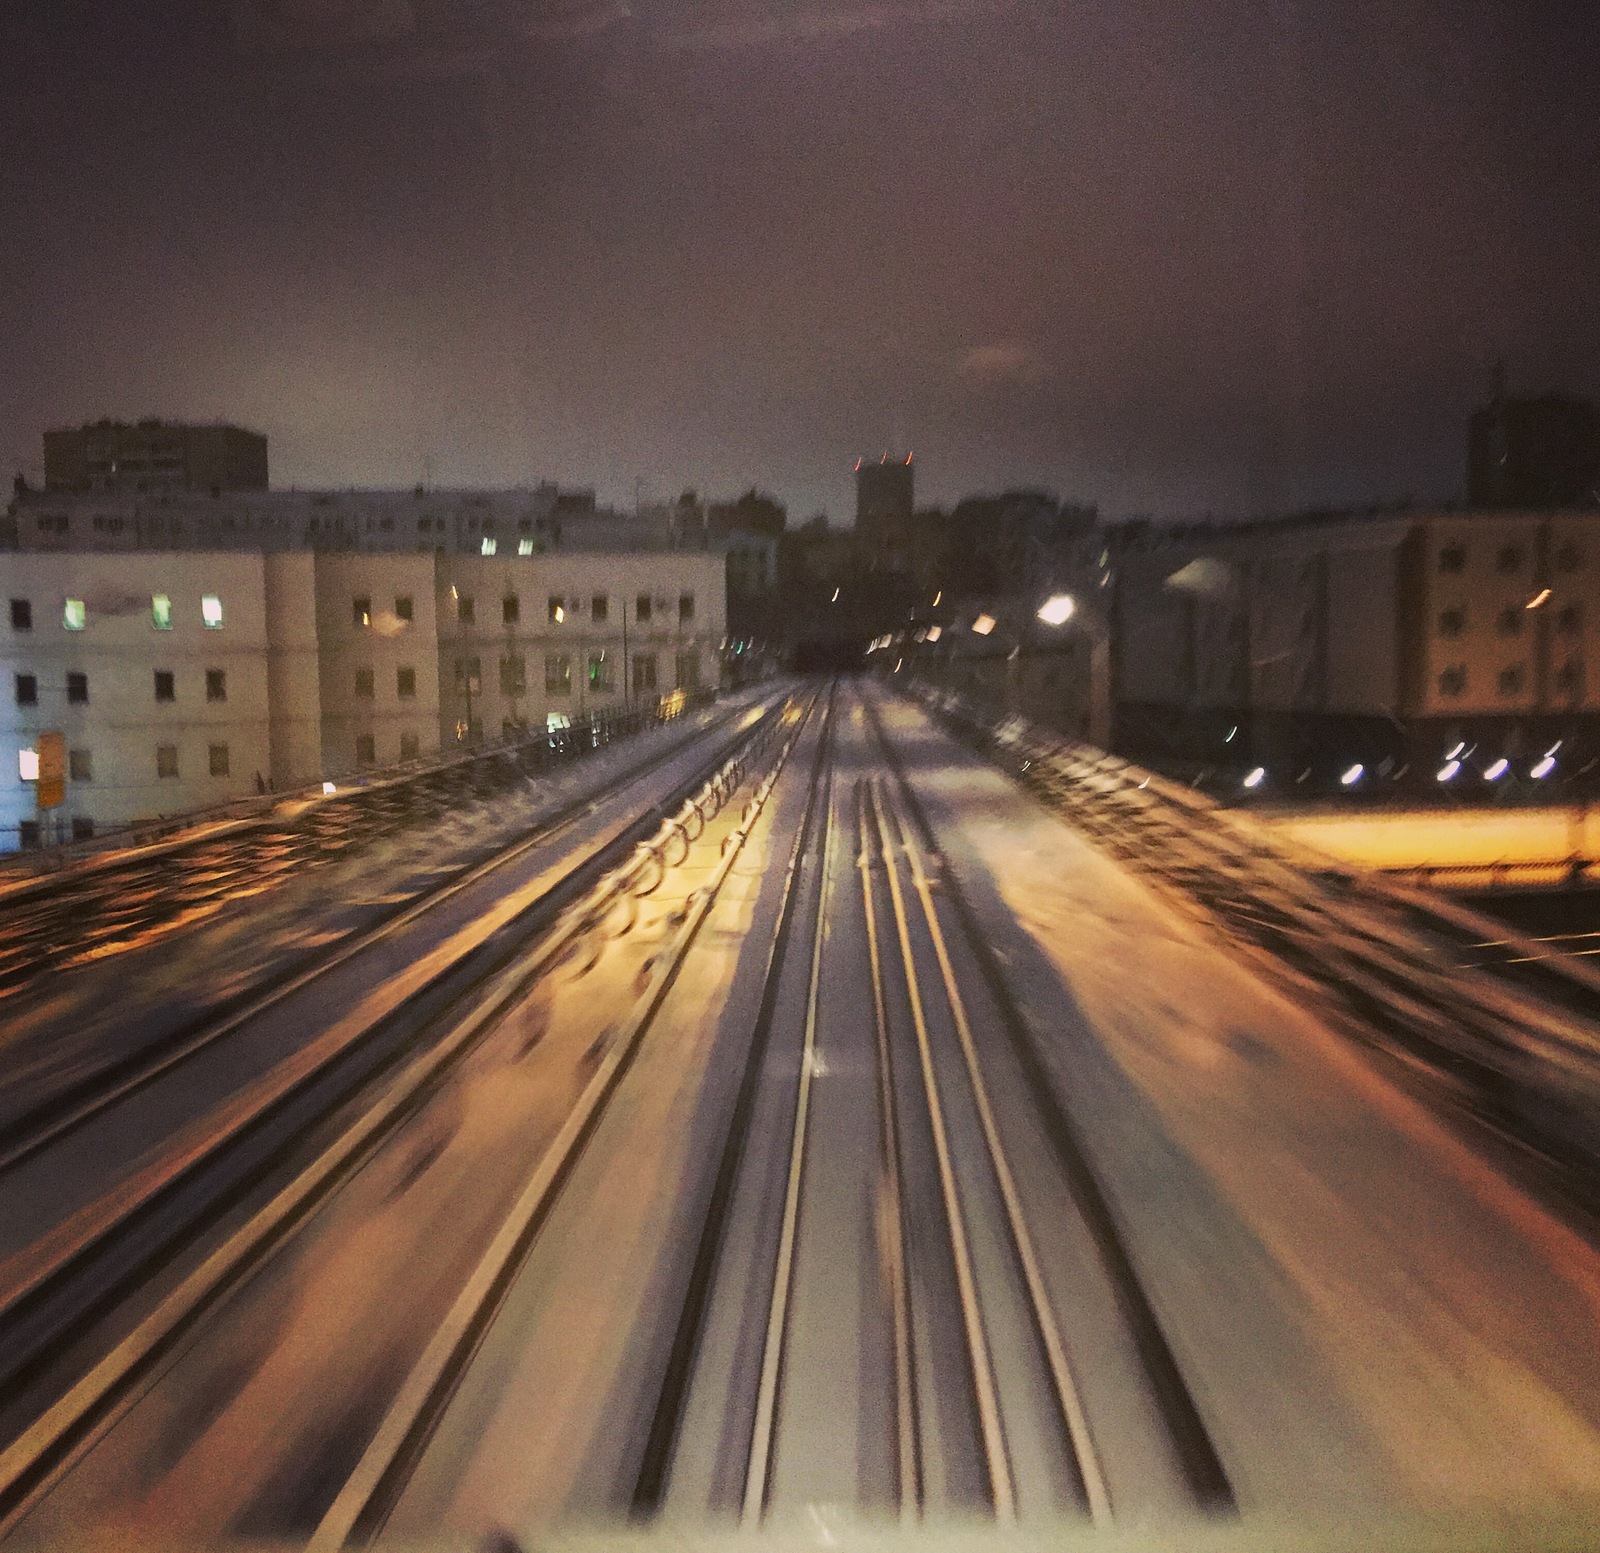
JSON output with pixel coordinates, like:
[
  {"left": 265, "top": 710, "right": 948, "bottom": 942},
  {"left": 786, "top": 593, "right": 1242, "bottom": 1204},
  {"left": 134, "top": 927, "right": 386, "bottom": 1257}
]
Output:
[{"left": 1036, "top": 594, "right": 1075, "bottom": 626}]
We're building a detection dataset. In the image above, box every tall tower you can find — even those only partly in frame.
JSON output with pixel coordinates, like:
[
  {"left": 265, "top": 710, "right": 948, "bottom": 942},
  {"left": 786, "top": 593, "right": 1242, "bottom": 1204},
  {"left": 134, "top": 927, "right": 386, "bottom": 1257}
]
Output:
[{"left": 854, "top": 453, "right": 914, "bottom": 543}]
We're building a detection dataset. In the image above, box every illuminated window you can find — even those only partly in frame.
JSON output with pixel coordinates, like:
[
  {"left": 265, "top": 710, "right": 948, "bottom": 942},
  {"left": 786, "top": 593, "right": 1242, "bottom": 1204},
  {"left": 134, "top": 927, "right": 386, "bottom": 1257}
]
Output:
[
  {"left": 353, "top": 595, "right": 372, "bottom": 627},
  {"left": 152, "top": 594, "right": 172, "bottom": 630},
  {"left": 63, "top": 598, "right": 86, "bottom": 630},
  {"left": 157, "top": 744, "right": 179, "bottom": 779},
  {"left": 18, "top": 748, "right": 39, "bottom": 782},
  {"left": 480, "top": 537, "right": 497, "bottom": 556},
  {"left": 67, "top": 672, "right": 87, "bottom": 704},
  {"left": 9, "top": 599, "right": 30, "bottom": 631},
  {"left": 154, "top": 669, "right": 175, "bottom": 702},
  {"left": 517, "top": 539, "right": 534, "bottom": 556},
  {"left": 354, "top": 667, "right": 375, "bottom": 698},
  {"left": 201, "top": 594, "right": 223, "bottom": 628},
  {"left": 15, "top": 673, "right": 37, "bottom": 707},
  {"left": 397, "top": 666, "right": 416, "bottom": 698},
  {"left": 547, "top": 595, "right": 565, "bottom": 623},
  {"left": 69, "top": 748, "right": 92, "bottom": 782},
  {"left": 544, "top": 653, "right": 571, "bottom": 694},
  {"left": 209, "top": 743, "right": 230, "bottom": 777}
]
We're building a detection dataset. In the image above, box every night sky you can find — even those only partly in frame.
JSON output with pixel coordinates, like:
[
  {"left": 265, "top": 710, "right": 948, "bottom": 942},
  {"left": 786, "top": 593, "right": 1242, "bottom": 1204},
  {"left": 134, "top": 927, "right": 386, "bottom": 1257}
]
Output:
[{"left": 2, "top": 1, "right": 1596, "bottom": 522}]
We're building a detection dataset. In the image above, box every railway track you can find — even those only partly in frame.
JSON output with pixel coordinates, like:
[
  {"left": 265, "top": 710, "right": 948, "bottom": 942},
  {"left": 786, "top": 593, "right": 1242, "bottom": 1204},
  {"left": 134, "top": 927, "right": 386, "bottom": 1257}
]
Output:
[{"left": 0, "top": 693, "right": 803, "bottom": 1534}]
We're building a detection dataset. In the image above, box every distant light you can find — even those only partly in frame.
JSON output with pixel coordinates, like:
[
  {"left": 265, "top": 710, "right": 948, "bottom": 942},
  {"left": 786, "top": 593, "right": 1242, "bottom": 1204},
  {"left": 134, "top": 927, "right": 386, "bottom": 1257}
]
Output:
[
  {"left": 553, "top": 605, "right": 565, "bottom": 623},
  {"left": 1546, "top": 740, "right": 1563, "bottom": 757},
  {"left": 63, "top": 598, "right": 86, "bottom": 631},
  {"left": 972, "top": 613, "right": 996, "bottom": 636},
  {"left": 481, "top": 537, "right": 497, "bottom": 555},
  {"left": 18, "top": 748, "right": 39, "bottom": 782},
  {"left": 894, "top": 658, "right": 903, "bottom": 672},
  {"left": 914, "top": 627, "right": 928, "bottom": 642},
  {"left": 518, "top": 538, "right": 534, "bottom": 555},
  {"left": 1437, "top": 760, "right": 1461, "bottom": 782},
  {"left": 322, "top": 780, "right": 337, "bottom": 795},
  {"left": 831, "top": 587, "right": 840, "bottom": 603},
  {"left": 1532, "top": 756, "right": 1556, "bottom": 779},
  {"left": 1527, "top": 588, "right": 1552, "bottom": 609},
  {"left": 1485, "top": 758, "right": 1509, "bottom": 780},
  {"left": 1036, "top": 594, "right": 1076, "bottom": 626},
  {"left": 925, "top": 625, "right": 942, "bottom": 642},
  {"left": 451, "top": 585, "right": 459, "bottom": 600},
  {"left": 1445, "top": 741, "right": 1465, "bottom": 760},
  {"left": 1341, "top": 763, "right": 1364, "bottom": 786},
  {"left": 933, "top": 590, "right": 942, "bottom": 606},
  {"left": 1242, "top": 766, "right": 1265, "bottom": 789},
  {"left": 201, "top": 594, "right": 223, "bottom": 629},
  {"left": 1224, "top": 726, "right": 1237, "bottom": 743}
]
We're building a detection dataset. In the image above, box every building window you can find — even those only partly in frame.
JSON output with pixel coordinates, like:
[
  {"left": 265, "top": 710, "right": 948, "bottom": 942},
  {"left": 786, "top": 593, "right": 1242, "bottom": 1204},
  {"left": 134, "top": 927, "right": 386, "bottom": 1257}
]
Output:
[
  {"left": 1437, "top": 607, "right": 1465, "bottom": 637},
  {"left": 500, "top": 655, "right": 526, "bottom": 695},
  {"left": 64, "top": 598, "right": 86, "bottom": 631},
  {"left": 395, "top": 595, "right": 414, "bottom": 622},
  {"left": 458, "top": 594, "right": 476, "bottom": 624},
  {"left": 1496, "top": 605, "right": 1524, "bottom": 636},
  {"left": 632, "top": 652, "right": 657, "bottom": 694},
  {"left": 15, "top": 673, "right": 37, "bottom": 707},
  {"left": 209, "top": 743, "right": 230, "bottom": 777},
  {"left": 154, "top": 669, "right": 175, "bottom": 702},
  {"left": 676, "top": 649, "right": 700, "bottom": 690},
  {"left": 1438, "top": 545, "right": 1466, "bottom": 574},
  {"left": 517, "top": 538, "right": 534, "bottom": 556},
  {"left": 19, "top": 747, "right": 39, "bottom": 781},
  {"left": 591, "top": 594, "right": 609, "bottom": 623},
  {"left": 455, "top": 657, "right": 481, "bottom": 691},
  {"left": 202, "top": 594, "right": 223, "bottom": 628},
  {"left": 480, "top": 536, "right": 497, "bottom": 556},
  {"left": 1496, "top": 544, "right": 1524, "bottom": 574},
  {"left": 67, "top": 672, "right": 88, "bottom": 704},
  {"left": 1556, "top": 541, "right": 1584, "bottom": 572},
  {"left": 636, "top": 592, "right": 653, "bottom": 624},
  {"left": 1437, "top": 664, "right": 1467, "bottom": 697},
  {"left": 397, "top": 666, "right": 417, "bottom": 698},
  {"left": 1497, "top": 664, "right": 1525, "bottom": 696},
  {"left": 69, "top": 748, "right": 92, "bottom": 782},
  {"left": 588, "top": 651, "right": 613, "bottom": 691},
  {"left": 354, "top": 595, "right": 372, "bottom": 627},
  {"left": 157, "top": 744, "right": 179, "bottom": 779},
  {"left": 206, "top": 669, "right": 227, "bottom": 702},
  {"left": 544, "top": 653, "right": 571, "bottom": 694},
  {"left": 71, "top": 816, "right": 95, "bottom": 842},
  {"left": 356, "top": 733, "right": 377, "bottom": 766},
  {"left": 10, "top": 599, "right": 31, "bottom": 631},
  {"left": 1556, "top": 658, "right": 1586, "bottom": 697},
  {"left": 354, "top": 668, "right": 375, "bottom": 698},
  {"left": 400, "top": 732, "right": 420, "bottom": 760},
  {"left": 679, "top": 592, "right": 695, "bottom": 622},
  {"left": 152, "top": 594, "right": 172, "bottom": 630},
  {"left": 1559, "top": 603, "right": 1585, "bottom": 635},
  {"left": 18, "top": 819, "right": 40, "bottom": 849},
  {"left": 548, "top": 595, "right": 565, "bottom": 624},
  {"left": 503, "top": 594, "right": 520, "bottom": 625}
]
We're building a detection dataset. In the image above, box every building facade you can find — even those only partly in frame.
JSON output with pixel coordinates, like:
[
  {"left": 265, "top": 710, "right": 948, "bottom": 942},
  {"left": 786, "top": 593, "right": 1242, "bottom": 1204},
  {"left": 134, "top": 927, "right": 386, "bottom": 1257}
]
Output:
[
  {"left": 3, "top": 545, "right": 726, "bottom": 850},
  {"left": 43, "top": 420, "right": 269, "bottom": 494},
  {"left": 854, "top": 455, "right": 915, "bottom": 544}
]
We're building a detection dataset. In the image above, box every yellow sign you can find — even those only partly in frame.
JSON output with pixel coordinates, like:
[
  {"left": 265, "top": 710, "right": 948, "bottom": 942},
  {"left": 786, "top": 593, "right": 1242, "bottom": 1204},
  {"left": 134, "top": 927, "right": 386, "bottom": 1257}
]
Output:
[{"left": 36, "top": 731, "right": 65, "bottom": 810}]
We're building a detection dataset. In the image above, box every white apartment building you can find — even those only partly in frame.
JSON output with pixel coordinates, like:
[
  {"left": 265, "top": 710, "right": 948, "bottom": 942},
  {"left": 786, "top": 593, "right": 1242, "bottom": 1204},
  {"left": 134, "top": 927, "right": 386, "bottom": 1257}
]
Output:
[{"left": 2, "top": 546, "right": 726, "bottom": 850}]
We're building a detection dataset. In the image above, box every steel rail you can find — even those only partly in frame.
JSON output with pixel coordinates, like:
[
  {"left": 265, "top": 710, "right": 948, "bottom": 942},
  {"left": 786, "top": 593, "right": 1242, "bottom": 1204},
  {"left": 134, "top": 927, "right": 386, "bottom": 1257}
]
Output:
[
  {"left": 865, "top": 690, "right": 1236, "bottom": 1513},
  {"left": 856, "top": 777, "right": 921, "bottom": 1524},
  {"left": 305, "top": 692, "right": 821, "bottom": 1552},
  {"left": 0, "top": 695, "right": 772, "bottom": 1179},
  {"left": 740, "top": 706, "right": 838, "bottom": 1526},
  {"left": 878, "top": 777, "right": 1111, "bottom": 1523},
  {"left": 867, "top": 779, "right": 1016, "bottom": 1523},
  {"left": 0, "top": 714, "right": 795, "bottom": 1537},
  {"left": 629, "top": 685, "right": 838, "bottom": 1516}
]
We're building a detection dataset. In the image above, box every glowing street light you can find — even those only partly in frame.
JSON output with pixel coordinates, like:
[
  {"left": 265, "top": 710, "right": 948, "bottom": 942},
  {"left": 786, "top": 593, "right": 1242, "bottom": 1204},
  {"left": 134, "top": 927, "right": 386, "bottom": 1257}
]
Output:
[
  {"left": 1526, "top": 588, "right": 1552, "bottom": 609},
  {"left": 925, "top": 625, "right": 942, "bottom": 642},
  {"left": 1485, "top": 758, "right": 1509, "bottom": 781},
  {"left": 971, "top": 613, "right": 996, "bottom": 636},
  {"left": 1242, "top": 766, "right": 1265, "bottom": 789},
  {"left": 1036, "top": 594, "right": 1076, "bottom": 626},
  {"left": 1531, "top": 755, "right": 1556, "bottom": 779},
  {"left": 1437, "top": 759, "right": 1461, "bottom": 782},
  {"left": 1341, "top": 763, "right": 1364, "bottom": 786}
]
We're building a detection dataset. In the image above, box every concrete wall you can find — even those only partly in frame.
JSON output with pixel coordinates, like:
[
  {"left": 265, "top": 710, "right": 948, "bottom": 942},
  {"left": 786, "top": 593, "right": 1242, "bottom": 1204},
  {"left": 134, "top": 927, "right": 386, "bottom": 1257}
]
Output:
[{"left": 264, "top": 553, "right": 322, "bottom": 788}]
